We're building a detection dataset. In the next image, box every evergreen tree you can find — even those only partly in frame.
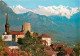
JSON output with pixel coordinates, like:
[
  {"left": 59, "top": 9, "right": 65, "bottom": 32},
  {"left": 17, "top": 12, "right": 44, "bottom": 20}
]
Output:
[
  {"left": 17, "top": 38, "right": 23, "bottom": 44},
  {"left": 25, "top": 31, "right": 31, "bottom": 38}
]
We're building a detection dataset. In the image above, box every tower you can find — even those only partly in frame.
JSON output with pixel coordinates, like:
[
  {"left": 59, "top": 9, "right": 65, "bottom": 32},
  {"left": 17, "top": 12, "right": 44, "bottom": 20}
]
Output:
[
  {"left": 5, "top": 13, "right": 9, "bottom": 33},
  {"left": 22, "top": 23, "right": 31, "bottom": 34}
]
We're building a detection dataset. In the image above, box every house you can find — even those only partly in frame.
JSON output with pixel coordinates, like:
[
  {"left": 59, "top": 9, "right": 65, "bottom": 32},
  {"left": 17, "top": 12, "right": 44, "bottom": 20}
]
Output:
[
  {"left": 9, "top": 31, "right": 24, "bottom": 42},
  {"left": 39, "top": 34, "right": 51, "bottom": 46},
  {"left": 44, "top": 46, "right": 58, "bottom": 56},
  {"left": 41, "top": 40, "right": 47, "bottom": 45},
  {"left": 2, "top": 32, "right": 12, "bottom": 41},
  {"left": 44, "top": 44, "right": 75, "bottom": 56},
  {"left": 52, "top": 44, "right": 75, "bottom": 56}
]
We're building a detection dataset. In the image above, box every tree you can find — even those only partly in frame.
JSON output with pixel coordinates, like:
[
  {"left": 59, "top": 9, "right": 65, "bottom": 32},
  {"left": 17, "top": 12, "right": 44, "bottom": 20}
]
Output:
[
  {"left": 78, "top": 42, "right": 80, "bottom": 54},
  {"left": 0, "top": 36, "right": 7, "bottom": 56},
  {"left": 19, "top": 32, "right": 50, "bottom": 56},
  {"left": 0, "top": 36, "right": 7, "bottom": 48},
  {"left": 33, "top": 32, "right": 39, "bottom": 38},
  {"left": 57, "top": 52, "right": 65, "bottom": 56},
  {"left": 73, "top": 42, "right": 80, "bottom": 56},
  {"left": 17, "top": 38, "right": 23, "bottom": 44},
  {"left": 70, "top": 54, "right": 73, "bottom": 56},
  {"left": 25, "top": 31, "right": 31, "bottom": 38}
]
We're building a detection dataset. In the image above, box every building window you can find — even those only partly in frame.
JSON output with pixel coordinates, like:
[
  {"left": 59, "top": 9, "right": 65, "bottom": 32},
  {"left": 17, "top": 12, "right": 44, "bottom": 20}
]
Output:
[{"left": 4, "top": 36, "right": 8, "bottom": 39}]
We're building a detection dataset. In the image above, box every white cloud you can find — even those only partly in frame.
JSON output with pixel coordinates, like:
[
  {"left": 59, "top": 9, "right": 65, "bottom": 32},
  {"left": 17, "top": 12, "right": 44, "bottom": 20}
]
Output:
[{"left": 10, "top": 5, "right": 79, "bottom": 19}]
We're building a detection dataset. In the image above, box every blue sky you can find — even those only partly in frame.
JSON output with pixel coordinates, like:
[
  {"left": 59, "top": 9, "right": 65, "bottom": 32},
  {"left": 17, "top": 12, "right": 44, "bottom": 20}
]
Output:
[{"left": 3, "top": 0, "right": 80, "bottom": 9}]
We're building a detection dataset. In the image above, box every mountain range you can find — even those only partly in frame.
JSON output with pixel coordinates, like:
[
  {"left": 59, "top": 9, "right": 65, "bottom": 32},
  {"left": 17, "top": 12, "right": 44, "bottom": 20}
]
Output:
[{"left": 0, "top": 0, "right": 80, "bottom": 44}]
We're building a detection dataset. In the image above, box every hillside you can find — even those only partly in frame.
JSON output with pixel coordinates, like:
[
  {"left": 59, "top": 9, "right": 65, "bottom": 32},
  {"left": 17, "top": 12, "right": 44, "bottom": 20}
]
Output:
[
  {"left": 18, "top": 12, "right": 80, "bottom": 42},
  {"left": 0, "top": 0, "right": 80, "bottom": 43},
  {"left": 0, "top": 0, "right": 25, "bottom": 33}
]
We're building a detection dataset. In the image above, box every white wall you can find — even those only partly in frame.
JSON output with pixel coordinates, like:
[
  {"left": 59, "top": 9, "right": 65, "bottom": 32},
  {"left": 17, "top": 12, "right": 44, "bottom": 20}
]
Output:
[
  {"left": 2, "top": 35, "right": 12, "bottom": 41},
  {"left": 52, "top": 54, "right": 57, "bottom": 56},
  {"left": 9, "top": 46, "right": 19, "bottom": 49},
  {"left": 42, "top": 38, "right": 51, "bottom": 46}
]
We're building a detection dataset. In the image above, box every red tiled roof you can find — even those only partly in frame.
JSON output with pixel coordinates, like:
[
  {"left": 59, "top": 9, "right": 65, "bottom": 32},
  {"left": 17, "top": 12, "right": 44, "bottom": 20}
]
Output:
[
  {"left": 53, "top": 44, "right": 75, "bottom": 55},
  {"left": 9, "top": 31, "right": 24, "bottom": 35},
  {"left": 39, "top": 34, "right": 51, "bottom": 38},
  {"left": 45, "top": 46, "right": 58, "bottom": 55}
]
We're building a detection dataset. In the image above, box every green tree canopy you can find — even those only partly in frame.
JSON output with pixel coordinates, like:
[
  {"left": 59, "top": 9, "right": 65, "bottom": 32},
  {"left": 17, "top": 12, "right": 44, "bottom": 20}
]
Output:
[
  {"left": 25, "top": 31, "right": 31, "bottom": 38},
  {"left": 0, "top": 36, "right": 7, "bottom": 48},
  {"left": 0, "top": 36, "right": 7, "bottom": 55},
  {"left": 73, "top": 42, "right": 80, "bottom": 56},
  {"left": 19, "top": 32, "right": 50, "bottom": 56}
]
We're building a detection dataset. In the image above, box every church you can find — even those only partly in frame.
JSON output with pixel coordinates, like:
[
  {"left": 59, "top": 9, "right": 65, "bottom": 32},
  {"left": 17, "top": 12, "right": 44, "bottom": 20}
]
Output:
[
  {"left": 2, "top": 13, "right": 51, "bottom": 49},
  {"left": 2, "top": 13, "right": 31, "bottom": 42},
  {"left": 2, "top": 13, "right": 31, "bottom": 49}
]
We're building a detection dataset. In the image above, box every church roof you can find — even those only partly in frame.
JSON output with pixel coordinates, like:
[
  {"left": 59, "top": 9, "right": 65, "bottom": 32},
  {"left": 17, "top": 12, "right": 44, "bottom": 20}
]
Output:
[
  {"left": 9, "top": 31, "right": 24, "bottom": 35},
  {"left": 39, "top": 34, "right": 51, "bottom": 38}
]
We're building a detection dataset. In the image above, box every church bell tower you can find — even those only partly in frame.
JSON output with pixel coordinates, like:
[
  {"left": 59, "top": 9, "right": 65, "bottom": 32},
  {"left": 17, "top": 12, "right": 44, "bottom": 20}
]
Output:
[{"left": 5, "top": 13, "right": 9, "bottom": 33}]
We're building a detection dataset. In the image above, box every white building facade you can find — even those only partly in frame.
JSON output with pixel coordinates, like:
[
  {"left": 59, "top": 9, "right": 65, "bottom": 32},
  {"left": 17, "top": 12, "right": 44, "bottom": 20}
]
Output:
[
  {"left": 40, "top": 34, "right": 51, "bottom": 46},
  {"left": 2, "top": 32, "right": 12, "bottom": 41},
  {"left": 42, "top": 38, "right": 51, "bottom": 46}
]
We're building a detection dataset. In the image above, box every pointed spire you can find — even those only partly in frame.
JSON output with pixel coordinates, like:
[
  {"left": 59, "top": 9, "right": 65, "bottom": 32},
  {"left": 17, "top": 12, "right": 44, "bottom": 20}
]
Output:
[
  {"left": 5, "top": 13, "right": 9, "bottom": 33},
  {"left": 6, "top": 13, "right": 8, "bottom": 24}
]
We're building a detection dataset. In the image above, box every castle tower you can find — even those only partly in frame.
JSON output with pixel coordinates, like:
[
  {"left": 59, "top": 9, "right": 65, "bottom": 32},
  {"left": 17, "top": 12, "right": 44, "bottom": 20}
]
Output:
[
  {"left": 5, "top": 13, "right": 9, "bottom": 33},
  {"left": 22, "top": 23, "right": 31, "bottom": 34}
]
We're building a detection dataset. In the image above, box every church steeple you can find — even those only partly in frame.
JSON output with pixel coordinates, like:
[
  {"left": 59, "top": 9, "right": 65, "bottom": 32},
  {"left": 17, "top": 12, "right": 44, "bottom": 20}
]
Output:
[
  {"left": 6, "top": 13, "right": 8, "bottom": 24},
  {"left": 5, "top": 13, "right": 9, "bottom": 33}
]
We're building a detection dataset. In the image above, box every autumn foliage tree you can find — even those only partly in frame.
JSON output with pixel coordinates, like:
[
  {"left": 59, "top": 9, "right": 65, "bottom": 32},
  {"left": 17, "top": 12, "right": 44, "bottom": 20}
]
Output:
[{"left": 20, "top": 31, "right": 50, "bottom": 56}]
